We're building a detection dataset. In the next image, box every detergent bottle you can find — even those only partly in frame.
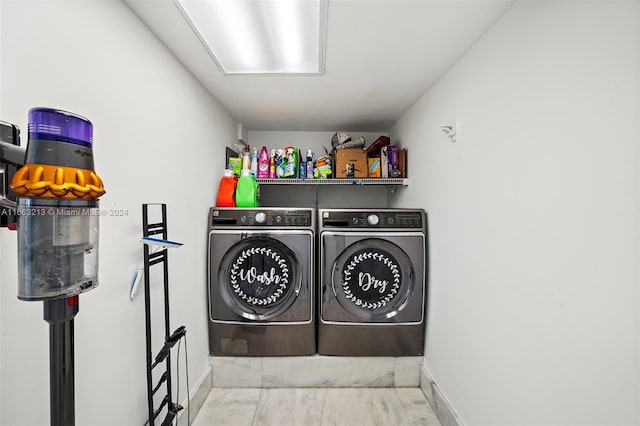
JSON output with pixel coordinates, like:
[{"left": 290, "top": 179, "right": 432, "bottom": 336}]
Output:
[
  {"left": 216, "top": 169, "right": 236, "bottom": 207},
  {"left": 257, "top": 146, "right": 270, "bottom": 178},
  {"left": 236, "top": 169, "right": 260, "bottom": 207}
]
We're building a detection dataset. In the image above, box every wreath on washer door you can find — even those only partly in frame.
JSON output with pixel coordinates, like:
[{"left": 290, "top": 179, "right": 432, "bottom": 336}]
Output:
[{"left": 228, "top": 244, "right": 291, "bottom": 307}]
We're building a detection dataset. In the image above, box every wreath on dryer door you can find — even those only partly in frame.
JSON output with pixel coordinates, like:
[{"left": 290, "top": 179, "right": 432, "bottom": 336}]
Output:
[{"left": 342, "top": 250, "right": 401, "bottom": 309}]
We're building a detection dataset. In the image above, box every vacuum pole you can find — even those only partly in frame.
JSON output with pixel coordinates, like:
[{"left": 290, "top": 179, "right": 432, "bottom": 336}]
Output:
[
  {"left": 5, "top": 108, "right": 105, "bottom": 426},
  {"left": 45, "top": 297, "right": 79, "bottom": 426}
]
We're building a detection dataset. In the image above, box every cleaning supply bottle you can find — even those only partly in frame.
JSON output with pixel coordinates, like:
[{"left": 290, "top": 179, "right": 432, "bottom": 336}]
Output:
[
  {"left": 306, "top": 150, "right": 314, "bottom": 179},
  {"left": 250, "top": 147, "right": 258, "bottom": 177},
  {"left": 299, "top": 148, "right": 307, "bottom": 180},
  {"left": 242, "top": 145, "right": 251, "bottom": 171},
  {"left": 269, "top": 149, "right": 276, "bottom": 178},
  {"left": 216, "top": 169, "right": 236, "bottom": 207},
  {"left": 236, "top": 169, "right": 259, "bottom": 207},
  {"left": 283, "top": 146, "right": 298, "bottom": 178},
  {"left": 257, "top": 146, "right": 269, "bottom": 178}
]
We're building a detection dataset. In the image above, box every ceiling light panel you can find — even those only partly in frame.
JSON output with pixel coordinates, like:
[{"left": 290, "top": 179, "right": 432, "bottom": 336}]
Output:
[{"left": 175, "top": 0, "right": 327, "bottom": 75}]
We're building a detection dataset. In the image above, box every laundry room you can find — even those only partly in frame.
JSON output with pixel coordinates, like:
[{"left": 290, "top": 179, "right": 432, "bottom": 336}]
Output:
[{"left": 0, "top": 1, "right": 639, "bottom": 425}]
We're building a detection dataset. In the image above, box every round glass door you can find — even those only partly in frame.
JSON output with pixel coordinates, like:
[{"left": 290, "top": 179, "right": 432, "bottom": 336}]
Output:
[
  {"left": 331, "top": 238, "right": 415, "bottom": 320},
  {"left": 218, "top": 236, "right": 301, "bottom": 320}
]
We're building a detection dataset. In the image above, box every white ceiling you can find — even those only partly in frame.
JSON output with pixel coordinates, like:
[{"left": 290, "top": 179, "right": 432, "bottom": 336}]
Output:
[{"left": 124, "top": 0, "right": 514, "bottom": 132}]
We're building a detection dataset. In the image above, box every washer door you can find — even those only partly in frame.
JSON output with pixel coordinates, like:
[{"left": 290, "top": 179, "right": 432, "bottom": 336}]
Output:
[
  {"left": 218, "top": 236, "right": 302, "bottom": 320},
  {"left": 331, "top": 238, "right": 415, "bottom": 320}
]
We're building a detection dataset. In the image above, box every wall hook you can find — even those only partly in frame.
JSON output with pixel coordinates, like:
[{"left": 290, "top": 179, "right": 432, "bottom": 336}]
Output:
[{"left": 440, "top": 119, "right": 458, "bottom": 143}]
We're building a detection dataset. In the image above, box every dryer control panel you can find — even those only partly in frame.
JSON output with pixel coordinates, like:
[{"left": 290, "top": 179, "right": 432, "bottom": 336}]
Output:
[
  {"left": 210, "top": 208, "right": 313, "bottom": 228},
  {"left": 321, "top": 209, "right": 423, "bottom": 229}
]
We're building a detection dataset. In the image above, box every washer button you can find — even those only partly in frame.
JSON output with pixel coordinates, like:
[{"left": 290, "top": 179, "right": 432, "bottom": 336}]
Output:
[{"left": 367, "top": 214, "right": 380, "bottom": 226}]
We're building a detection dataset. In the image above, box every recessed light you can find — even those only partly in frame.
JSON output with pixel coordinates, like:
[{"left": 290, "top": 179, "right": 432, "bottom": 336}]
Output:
[{"left": 175, "top": 0, "right": 328, "bottom": 75}]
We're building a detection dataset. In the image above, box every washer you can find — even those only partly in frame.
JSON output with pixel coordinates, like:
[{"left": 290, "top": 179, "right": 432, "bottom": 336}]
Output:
[
  {"left": 318, "top": 208, "right": 427, "bottom": 356},
  {"left": 208, "top": 207, "right": 315, "bottom": 356}
]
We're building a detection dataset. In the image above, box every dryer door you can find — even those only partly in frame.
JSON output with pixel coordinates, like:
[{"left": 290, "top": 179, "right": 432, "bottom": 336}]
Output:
[
  {"left": 321, "top": 232, "right": 425, "bottom": 324},
  {"left": 215, "top": 235, "right": 304, "bottom": 321},
  {"left": 331, "top": 238, "right": 414, "bottom": 320}
]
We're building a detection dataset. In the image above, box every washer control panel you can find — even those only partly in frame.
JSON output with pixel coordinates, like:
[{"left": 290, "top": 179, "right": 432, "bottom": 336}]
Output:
[
  {"left": 322, "top": 210, "right": 423, "bottom": 229},
  {"left": 211, "top": 209, "right": 313, "bottom": 227}
]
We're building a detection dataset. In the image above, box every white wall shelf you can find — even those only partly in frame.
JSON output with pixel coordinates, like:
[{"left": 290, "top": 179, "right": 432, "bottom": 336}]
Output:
[{"left": 256, "top": 178, "right": 409, "bottom": 186}]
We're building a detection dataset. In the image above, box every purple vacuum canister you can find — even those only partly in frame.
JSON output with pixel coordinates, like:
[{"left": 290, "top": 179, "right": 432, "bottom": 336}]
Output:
[
  {"left": 14, "top": 107, "right": 104, "bottom": 301},
  {"left": 28, "top": 107, "right": 92, "bottom": 147}
]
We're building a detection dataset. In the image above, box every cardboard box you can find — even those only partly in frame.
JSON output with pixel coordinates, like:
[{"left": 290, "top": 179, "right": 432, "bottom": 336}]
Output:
[
  {"left": 228, "top": 157, "right": 242, "bottom": 177},
  {"left": 387, "top": 145, "right": 400, "bottom": 178},
  {"left": 333, "top": 148, "right": 368, "bottom": 178},
  {"left": 380, "top": 146, "right": 389, "bottom": 178},
  {"left": 368, "top": 157, "right": 381, "bottom": 178},
  {"left": 399, "top": 148, "right": 407, "bottom": 178}
]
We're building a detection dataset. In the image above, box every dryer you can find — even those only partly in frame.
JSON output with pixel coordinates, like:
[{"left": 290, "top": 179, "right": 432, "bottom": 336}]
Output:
[
  {"left": 318, "top": 208, "right": 427, "bottom": 356},
  {"left": 208, "top": 207, "right": 315, "bottom": 356}
]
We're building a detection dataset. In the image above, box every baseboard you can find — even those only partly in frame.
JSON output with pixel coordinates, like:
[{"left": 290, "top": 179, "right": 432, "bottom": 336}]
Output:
[
  {"left": 175, "top": 365, "right": 212, "bottom": 426},
  {"left": 420, "top": 364, "right": 464, "bottom": 426},
  {"left": 209, "top": 355, "right": 423, "bottom": 388}
]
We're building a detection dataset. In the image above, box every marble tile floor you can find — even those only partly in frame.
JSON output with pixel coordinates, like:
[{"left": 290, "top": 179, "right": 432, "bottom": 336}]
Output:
[{"left": 192, "top": 387, "right": 441, "bottom": 426}]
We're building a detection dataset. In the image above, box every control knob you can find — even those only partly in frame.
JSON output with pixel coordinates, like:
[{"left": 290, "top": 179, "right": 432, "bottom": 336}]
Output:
[
  {"left": 255, "top": 212, "right": 267, "bottom": 224},
  {"left": 367, "top": 214, "right": 380, "bottom": 226}
]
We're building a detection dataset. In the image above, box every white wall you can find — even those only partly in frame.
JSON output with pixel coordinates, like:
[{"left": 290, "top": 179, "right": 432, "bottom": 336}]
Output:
[
  {"left": 0, "top": 1, "right": 235, "bottom": 425},
  {"left": 390, "top": 1, "right": 640, "bottom": 424}
]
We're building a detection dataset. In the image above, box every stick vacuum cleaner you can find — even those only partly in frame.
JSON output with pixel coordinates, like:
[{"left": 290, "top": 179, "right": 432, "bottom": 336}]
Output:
[{"left": 10, "top": 108, "right": 106, "bottom": 425}]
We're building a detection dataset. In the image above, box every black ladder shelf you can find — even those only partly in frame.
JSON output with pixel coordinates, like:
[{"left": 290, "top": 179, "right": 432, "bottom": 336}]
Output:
[{"left": 142, "top": 203, "right": 185, "bottom": 425}]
